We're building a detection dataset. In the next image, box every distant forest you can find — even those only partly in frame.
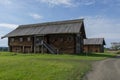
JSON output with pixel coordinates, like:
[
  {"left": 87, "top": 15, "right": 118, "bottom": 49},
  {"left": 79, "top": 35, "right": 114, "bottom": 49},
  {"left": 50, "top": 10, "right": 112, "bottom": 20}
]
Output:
[{"left": 0, "top": 47, "right": 8, "bottom": 51}]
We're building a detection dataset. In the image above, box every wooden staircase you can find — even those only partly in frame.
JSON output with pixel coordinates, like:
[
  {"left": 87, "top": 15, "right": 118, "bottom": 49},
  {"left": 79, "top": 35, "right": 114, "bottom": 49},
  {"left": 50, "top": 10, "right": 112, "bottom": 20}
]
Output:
[{"left": 41, "top": 40, "right": 58, "bottom": 54}]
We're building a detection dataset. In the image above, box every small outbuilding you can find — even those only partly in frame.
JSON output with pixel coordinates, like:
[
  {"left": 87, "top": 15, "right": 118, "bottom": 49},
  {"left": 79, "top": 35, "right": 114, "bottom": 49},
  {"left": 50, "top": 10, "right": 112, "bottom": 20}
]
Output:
[{"left": 83, "top": 38, "right": 106, "bottom": 53}]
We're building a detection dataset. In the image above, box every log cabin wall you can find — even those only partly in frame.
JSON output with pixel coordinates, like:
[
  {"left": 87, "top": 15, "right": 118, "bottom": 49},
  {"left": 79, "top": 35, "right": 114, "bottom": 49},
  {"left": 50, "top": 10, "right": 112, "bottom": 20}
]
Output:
[
  {"left": 9, "top": 36, "right": 34, "bottom": 53},
  {"left": 45, "top": 34, "right": 76, "bottom": 54},
  {"left": 83, "top": 45, "right": 104, "bottom": 53},
  {"left": 8, "top": 34, "right": 79, "bottom": 54},
  {"left": 100, "top": 45, "right": 104, "bottom": 52}
]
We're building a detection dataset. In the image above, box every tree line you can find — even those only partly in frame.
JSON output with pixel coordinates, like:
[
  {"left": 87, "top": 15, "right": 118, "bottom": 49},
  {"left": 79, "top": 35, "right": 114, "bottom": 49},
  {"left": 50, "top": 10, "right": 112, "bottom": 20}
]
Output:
[{"left": 0, "top": 47, "right": 8, "bottom": 51}]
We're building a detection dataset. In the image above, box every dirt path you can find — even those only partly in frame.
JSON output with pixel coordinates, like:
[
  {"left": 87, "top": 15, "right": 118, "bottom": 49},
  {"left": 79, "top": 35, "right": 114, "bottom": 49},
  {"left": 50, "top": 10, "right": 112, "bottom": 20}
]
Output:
[{"left": 83, "top": 57, "right": 120, "bottom": 80}]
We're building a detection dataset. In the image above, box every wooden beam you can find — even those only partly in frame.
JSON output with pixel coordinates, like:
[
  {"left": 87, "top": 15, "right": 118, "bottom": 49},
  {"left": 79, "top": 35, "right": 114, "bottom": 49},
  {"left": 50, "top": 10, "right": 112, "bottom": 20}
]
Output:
[
  {"left": 34, "top": 36, "right": 36, "bottom": 53},
  {"left": 23, "top": 46, "right": 25, "bottom": 53},
  {"left": 41, "top": 40, "right": 44, "bottom": 54},
  {"left": 76, "top": 34, "right": 81, "bottom": 54}
]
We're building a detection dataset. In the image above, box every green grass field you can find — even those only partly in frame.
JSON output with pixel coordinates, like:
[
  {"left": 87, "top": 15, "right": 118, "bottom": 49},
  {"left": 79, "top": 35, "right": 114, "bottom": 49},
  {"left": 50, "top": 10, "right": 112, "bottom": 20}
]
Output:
[{"left": 0, "top": 52, "right": 116, "bottom": 80}]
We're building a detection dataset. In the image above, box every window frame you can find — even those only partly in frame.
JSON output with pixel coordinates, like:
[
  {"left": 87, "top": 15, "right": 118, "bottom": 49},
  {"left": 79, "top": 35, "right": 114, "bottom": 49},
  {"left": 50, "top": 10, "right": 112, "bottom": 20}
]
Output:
[
  {"left": 19, "top": 37, "right": 23, "bottom": 42},
  {"left": 11, "top": 38, "right": 15, "bottom": 42},
  {"left": 27, "top": 37, "right": 31, "bottom": 42}
]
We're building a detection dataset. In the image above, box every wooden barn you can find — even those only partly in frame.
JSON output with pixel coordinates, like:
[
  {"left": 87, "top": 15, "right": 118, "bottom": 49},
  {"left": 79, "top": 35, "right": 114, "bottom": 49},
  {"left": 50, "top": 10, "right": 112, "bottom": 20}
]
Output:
[
  {"left": 2, "top": 19, "right": 86, "bottom": 54},
  {"left": 83, "top": 38, "right": 106, "bottom": 53}
]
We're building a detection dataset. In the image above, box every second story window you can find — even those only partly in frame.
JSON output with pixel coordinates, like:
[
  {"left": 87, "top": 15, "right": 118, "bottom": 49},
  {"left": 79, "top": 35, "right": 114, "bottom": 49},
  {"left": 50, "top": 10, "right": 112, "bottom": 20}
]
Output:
[
  {"left": 27, "top": 37, "right": 31, "bottom": 42},
  {"left": 11, "top": 38, "right": 14, "bottom": 42},
  {"left": 67, "top": 36, "right": 73, "bottom": 42},
  {"left": 20, "top": 38, "right": 23, "bottom": 42}
]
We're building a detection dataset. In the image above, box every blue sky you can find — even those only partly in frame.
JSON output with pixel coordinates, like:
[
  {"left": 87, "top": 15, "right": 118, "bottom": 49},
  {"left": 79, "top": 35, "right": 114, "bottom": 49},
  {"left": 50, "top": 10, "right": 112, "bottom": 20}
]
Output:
[{"left": 0, "top": 0, "right": 120, "bottom": 47}]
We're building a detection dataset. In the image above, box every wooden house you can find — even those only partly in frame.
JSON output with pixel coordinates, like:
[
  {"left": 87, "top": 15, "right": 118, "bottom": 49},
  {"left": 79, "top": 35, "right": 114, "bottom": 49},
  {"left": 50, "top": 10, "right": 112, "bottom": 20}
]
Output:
[
  {"left": 83, "top": 38, "right": 106, "bottom": 53},
  {"left": 2, "top": 19, "right": 86, "bottom": 54}
]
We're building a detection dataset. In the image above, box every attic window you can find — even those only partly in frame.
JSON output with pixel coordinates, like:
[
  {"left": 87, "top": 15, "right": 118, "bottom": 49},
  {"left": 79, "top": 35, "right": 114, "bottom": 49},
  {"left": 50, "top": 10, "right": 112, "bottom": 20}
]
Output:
[{"left": 20, "top": 38, "right": 23, "bottom": 42}]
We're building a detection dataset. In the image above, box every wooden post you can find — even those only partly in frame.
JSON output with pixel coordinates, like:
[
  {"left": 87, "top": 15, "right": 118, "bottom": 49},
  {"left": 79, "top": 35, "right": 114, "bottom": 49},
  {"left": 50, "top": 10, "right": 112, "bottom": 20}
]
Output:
[
  {"left": 41, "top": 40, "right": 44, "bottom": 54},
  {"left": 41, "top": 35, "right": 45, "bottom": 54},
  {"left": 34, "top": 36, "right": 36, "bottom": 53},
  {"left": 23, "top": 46, "right": 25, "bottom": 53},
  {"left": 76, "top": 34, "right": 81, "bottom": 54},
  {"left": 8, "top": 38, "right": 12, "bottom": 52},
  {"left": 8, "top": 46, "right": 10, "bottom": 52},
  {"left": 31, "top": 46, "right": 32, "bottom": 53}
]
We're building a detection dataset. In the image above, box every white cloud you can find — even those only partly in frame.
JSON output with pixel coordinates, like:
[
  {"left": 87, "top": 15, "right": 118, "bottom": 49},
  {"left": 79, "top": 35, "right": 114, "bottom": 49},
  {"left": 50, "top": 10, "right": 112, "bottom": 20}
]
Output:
[
  {"left": 0, "top": 23, "right": 18, "bottom": 46},
  {"left": 37, "top": 0, "right": 120, "bottom": 7},
  {"left": 29, "top": 13, "right": 43, "bottom": 19},
  {"left": 38, "top": 0, "right": 100, "bottom": 7},
  {"left": 80, "top": 15, "right": 120, "bottom": 35},
  {"left": 0, "top": 23, "right": 18, "bottom": 29},
  {"left": 0, "top": 38, "right": 8, "bottom": 47},
  {"left": 79, "top": 0, "right": 96, "bottom": 6},
  {"left": 79, "top": 15, "right": 120, "bottom": 47},
  {"left": 38, "top": 0, "right": 77, "bottom": 7},
  {"left": 0, "top": 0, "right": 12, "bottom": 5},
  {"left": 90, "top": 33, "right": 120, "bottom": 39}
]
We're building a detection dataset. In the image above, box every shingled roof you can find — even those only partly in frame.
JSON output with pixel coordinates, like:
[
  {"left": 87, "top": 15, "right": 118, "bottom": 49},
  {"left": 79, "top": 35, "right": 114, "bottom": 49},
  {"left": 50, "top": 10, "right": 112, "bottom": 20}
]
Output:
[
  {"left": 84, "top": 38, "right": 106, "bottom": 45},
  {"left": 2, "top": 19, "right": 85, "bottom": 38}
]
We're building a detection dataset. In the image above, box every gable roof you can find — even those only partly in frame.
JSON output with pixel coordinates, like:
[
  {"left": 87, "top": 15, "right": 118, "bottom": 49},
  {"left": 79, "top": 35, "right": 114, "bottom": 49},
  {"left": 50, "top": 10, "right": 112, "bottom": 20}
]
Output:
[
  {"left": 84, "top": 38, "right": 106, "bottom": 45},
  {"left": 2, "top": 19, "right": 85, "bottom": 38}
]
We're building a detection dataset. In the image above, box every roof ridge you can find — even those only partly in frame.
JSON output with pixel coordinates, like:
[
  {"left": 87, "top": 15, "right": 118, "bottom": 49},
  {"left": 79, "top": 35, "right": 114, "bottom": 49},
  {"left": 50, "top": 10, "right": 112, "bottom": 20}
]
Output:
[
  {"left": 19, "top": 19, "right": 84, "bottom": 28},
  {"left": 85, "top": 38, "right": 104, "bottom": 40},
  {"left": 84, "top": 38, "right": 105, "bottom": 45}
]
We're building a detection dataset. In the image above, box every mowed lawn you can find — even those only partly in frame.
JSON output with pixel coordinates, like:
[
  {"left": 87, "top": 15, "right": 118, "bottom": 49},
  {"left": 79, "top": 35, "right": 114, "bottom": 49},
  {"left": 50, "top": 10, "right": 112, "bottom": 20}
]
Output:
[{"left": 0, "top": 52, "right": 116, "bottom": 80}]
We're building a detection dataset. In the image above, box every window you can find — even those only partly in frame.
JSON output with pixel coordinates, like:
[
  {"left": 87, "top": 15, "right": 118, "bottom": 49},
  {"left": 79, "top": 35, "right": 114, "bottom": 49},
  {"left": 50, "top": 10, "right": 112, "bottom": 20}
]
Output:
[
  {"left": 27, "top": 37, "right": 31, "bottom": 42},
  {"left": 54, "top": 38, "right": 58, "bottom": 41},
  {"left": 96, "top": 50, "right": 98, "bottom": 52},
  {"left": 36, "top": 38, "right": 39, "bottom": 41},
  {"left": 20, "top": 38, "right": 23, "bottom": 42},
  {"left": 60, "top": 37, "right": 64, "bottom": 42},
  {"left": 11, "top": 38, "right": 14, "bottom": 42},
  {"left": 62, "top": 37, "right": 66, "bottom": 42},
  {"left": 67, "top": 36, "right": 73, "bottom": 42}
]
